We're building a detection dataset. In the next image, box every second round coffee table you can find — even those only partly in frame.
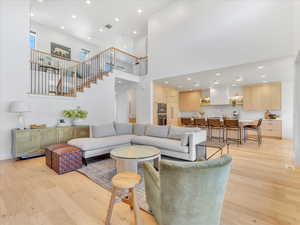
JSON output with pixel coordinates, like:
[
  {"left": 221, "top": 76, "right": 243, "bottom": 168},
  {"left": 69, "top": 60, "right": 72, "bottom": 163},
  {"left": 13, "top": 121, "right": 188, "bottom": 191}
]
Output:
[{"left": 111, "top": 145, "right": 161, "bottom": 173}]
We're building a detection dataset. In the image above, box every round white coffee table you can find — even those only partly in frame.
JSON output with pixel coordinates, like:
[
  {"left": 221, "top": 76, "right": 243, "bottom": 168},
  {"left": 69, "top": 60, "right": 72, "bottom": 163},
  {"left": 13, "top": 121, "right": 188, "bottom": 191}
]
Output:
[{"left": 111, "top": 145, "right": 161, "bottom": 173}]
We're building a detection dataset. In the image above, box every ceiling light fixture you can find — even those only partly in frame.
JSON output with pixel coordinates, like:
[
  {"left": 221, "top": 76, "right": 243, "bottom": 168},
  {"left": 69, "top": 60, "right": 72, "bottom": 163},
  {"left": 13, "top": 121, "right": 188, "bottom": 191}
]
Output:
[
  {"left": 118, "top": 80, "right": 122, "bottom": 84},
  {"left": 213, "top": 80, "right": 220, "bottom": 85},
  {"left": 85, "top": 0, "right": 91, "bottom": 4},
  {"left": 133, "top": 30, "right": 137, "bottom": 34},
  {"left": 72, "top": 14, "right": 77, "bottom": 19},
  {"left": 99, "top": 28, "right": 104, "bottom": 32},
  {"left": 37, "top": 0, "right": 44, "bottom": 2},
  {"left": 30, "top": 12, "right": 34, "bottom": 17},
  {"left": 137, "top": 9, "right": 143, "bottom": 14},
  {"left": 87, "top": 37, "right": 91, "bottom": 40},
  {"left": 60, "top": 26, "right": 65, "bottom": 30},
  {"left": 115, "top": 17, "right": 120, "bottom": 22},
  {"left": 194, "top": 83, "right": 200, "bottom": 87},
  {"left": 261, "top": 74, "right": 266, "bottom": 78},
  {"left": 187, "top": 77, "right": 191, "bottom": 81},
  {"left": 216, "top": 73, "right": 221, "bottom": 76},
  {"left": 258, "top": 66, "right": 264, "bottom": 70},
  {"left": 232, "top": 84, "right": 237, "bottom": 87}
]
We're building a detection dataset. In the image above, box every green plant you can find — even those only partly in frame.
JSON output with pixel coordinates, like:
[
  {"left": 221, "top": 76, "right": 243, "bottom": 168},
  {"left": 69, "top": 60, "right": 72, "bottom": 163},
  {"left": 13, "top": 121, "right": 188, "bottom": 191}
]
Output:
[{"left": 63, "top": 107, "right": 88, "bottom": 119}]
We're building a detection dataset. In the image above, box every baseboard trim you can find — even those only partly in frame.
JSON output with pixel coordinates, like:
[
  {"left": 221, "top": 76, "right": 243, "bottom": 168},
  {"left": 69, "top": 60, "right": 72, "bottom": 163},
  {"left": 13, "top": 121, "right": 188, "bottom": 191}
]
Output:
[{"left": 0, "top": 152, "right": 12, "bottom": 161}]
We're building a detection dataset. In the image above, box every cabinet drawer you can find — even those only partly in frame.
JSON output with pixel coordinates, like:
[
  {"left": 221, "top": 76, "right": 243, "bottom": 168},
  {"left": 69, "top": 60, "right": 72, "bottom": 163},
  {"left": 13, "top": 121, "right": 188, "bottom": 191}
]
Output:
[
  {"left": 261, "top": 121, "right": 282, "bottom": 129},
  {"left": 262, "top": 128, "right": 282, "bottom": 138}
]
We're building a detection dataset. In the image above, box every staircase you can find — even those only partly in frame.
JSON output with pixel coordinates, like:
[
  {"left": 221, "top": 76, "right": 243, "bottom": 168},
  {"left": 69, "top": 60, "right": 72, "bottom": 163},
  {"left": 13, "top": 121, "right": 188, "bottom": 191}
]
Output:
[{"left": 30, "top": 47, "right": 147, "bottom": 97}]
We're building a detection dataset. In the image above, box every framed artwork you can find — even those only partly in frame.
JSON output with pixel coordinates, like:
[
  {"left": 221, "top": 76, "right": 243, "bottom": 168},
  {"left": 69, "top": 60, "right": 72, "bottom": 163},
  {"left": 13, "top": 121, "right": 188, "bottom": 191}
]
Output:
[{"left": 50, "top": 42, "right": 71, "bottom": 59}]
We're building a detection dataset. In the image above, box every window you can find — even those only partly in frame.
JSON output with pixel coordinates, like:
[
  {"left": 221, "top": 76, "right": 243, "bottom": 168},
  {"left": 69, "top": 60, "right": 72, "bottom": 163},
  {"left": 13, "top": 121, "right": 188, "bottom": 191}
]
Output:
[
  {"left": 29, "top": 30, "right": 37, "bottom": 49},
  {"left": 80, "top": 49, "right": 90, "bottom": 61}
]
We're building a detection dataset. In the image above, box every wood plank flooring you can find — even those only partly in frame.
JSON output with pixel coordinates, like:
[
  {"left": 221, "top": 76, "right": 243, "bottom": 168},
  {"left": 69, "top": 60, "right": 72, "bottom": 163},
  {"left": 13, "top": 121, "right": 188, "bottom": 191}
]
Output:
[{"left": 0, "top": 138, "right": 299, "bottom": 225}]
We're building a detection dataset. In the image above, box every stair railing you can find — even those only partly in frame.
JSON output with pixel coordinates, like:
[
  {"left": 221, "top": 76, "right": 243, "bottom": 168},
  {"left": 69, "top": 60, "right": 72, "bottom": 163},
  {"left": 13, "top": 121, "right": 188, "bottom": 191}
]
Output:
[{"left": 30, "top": 47, "right": 148, "bottom": 97}]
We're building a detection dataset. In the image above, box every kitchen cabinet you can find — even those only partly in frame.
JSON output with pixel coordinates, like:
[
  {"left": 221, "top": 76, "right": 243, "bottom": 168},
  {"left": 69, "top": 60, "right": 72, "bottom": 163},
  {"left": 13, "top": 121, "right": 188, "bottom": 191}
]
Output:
[
  {"left": 245, "top": 120, "right": 282, "bottom": 139},
  {"left": 179, "top": 90, "right": 201, "bottom": 111},
  {"left": 243, "top": 82, "right": 281, "bottom": 110},
  {"left": 153, "top": 83, "right": 179, "bottom": 125}
]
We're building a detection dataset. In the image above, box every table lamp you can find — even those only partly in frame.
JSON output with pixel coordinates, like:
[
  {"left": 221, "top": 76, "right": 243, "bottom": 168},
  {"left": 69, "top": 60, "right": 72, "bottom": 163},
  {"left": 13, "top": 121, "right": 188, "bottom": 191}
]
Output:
[{"left": 9, "top": 101, "right": 31, "bottom": 129}]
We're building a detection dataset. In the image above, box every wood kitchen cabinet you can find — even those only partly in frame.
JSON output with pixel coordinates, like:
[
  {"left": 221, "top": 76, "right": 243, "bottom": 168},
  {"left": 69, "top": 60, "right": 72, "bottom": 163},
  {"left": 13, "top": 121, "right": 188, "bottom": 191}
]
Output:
[
  {"left": 179, "top": 90, "right": 201, "bottom": 111},
  {"left": 153, "top": 83, "right": 179, "bottom": 126},
  {"left": 243, "top": 82, "right": 281, "bottom": 110}
]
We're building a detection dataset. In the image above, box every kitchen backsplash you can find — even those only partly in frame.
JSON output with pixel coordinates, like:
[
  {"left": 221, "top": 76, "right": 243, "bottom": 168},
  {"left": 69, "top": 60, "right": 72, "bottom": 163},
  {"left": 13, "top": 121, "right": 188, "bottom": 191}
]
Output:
[{"left": 179, "top": 105, "right": 281, "bottom": 120}]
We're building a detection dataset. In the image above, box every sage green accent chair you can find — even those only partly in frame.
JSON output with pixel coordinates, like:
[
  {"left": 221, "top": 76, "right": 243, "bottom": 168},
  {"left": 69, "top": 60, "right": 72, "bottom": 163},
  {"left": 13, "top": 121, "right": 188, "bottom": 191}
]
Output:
[{"left": 144, "top": 155, "right": 232, "bottom": 225}]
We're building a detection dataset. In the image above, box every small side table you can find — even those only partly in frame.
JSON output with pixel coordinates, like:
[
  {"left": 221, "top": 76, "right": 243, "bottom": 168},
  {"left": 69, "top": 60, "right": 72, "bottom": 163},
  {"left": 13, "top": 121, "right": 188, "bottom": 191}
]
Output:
[{"left": 196, "top": 140, "right": 230, "bottom": 160}]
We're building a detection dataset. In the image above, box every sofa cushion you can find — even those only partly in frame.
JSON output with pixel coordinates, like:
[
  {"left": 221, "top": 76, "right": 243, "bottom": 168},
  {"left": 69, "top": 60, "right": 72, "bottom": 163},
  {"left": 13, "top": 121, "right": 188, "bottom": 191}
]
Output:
[
  {"left": 133, "top": 123, "right": 147, "bottom": 136},
  {"left": 114, "top": 122, "right": 133, "bottom": 135},
  {"left": 145, "top": 125, "right": 169, "bottom": 138},
  {"left": 91, "top": 123, "right": 116, "bottom": 138},
  {"left": 168, "top": 126, "right": 202, "bottom": 145},
  {"left": 68, "top": 135, "right": 134, "bottom": 151},
  {"left": 131, "top": 136, "right": 189, "bottom": 153}
]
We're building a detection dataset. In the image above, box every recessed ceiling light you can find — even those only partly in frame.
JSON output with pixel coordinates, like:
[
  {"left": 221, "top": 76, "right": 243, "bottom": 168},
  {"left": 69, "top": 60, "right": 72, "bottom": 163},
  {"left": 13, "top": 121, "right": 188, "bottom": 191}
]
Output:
[
  {"left": 133, "top": 30, "right": 137, "bottom": 34},
  {"left": 235, "top": 77, "right": 243, "bottom": 82},
  {"left": 137, "top": 9, "right": 143, "bottom": 14},
  {"left": 72, "top": 14, "right": 77, "bottom": 19},
  {"left": 187, "top": 77, "right": 191, "bottom": 81},
  {"left": 99, "top": 28, "right": 104, "bottom": 32},
  {"left": 261, "top": 74, "right": 266, "bottom": 78},
  {"left": 115, "top": 17, "right": 120, "bottom": 22},
  {"left": 216, "top": 73, "right": 221, "bottom": 76},
  {"left": 87, "top": 37, "right": 91, "bottom": 40},
  {"left": 30, "top": 12, "right": 34, "bottom": 17},
  {"left": 232, "top": 84, "right": 237, "bottom": 87},
  {"left": 85, "top": 0, "right": 91, "bottom": 4},
  {"left": 164, "top": 81, "right": 169, "bottom": 84},
  {"left": 194, "top": 83, "right": 200, "bottom": 87},
  {"left": 118, "top": 80, "right": 122, "bottom": 84},
  {"left": 258, "top": 66, "right": 264, "bottom": 70},
  {"left": 60, "top": 26, "right": 65, "bottom": 30},
  {"left": 213, "top": 80, "right": 220, "bottom": 85},
  {"left": 37, "top": 0, "right": 44, "bottom": 2}
]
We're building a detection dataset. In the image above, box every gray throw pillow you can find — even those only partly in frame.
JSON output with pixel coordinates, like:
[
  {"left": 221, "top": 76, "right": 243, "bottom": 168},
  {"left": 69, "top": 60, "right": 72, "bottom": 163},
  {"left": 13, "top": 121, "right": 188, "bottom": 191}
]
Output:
[
  {"left": 114, "top": 122, "right": 133, "bottom": 135},
  {"left": 92, "top": 123, "right": 116, "bottom": 138},
  {"left": 145, "top": 125, "right": 169, "bottom": 138},
  {"left": 133, "top": 123, "right": 147, "bottom": 136}
]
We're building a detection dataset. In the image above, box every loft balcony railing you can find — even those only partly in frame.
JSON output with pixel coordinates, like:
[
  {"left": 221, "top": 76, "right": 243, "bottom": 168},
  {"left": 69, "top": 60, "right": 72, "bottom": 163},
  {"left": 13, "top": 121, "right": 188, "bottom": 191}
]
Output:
[{"left": 30, "top": 47, "right": 148, "bottom": 97}]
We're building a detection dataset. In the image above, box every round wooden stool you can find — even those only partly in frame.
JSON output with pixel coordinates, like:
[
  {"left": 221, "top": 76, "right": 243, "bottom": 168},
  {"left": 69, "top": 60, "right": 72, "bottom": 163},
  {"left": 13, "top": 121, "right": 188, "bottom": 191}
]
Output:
[{"left": 105, "top": 172, "right": 142, "bottom": 225}]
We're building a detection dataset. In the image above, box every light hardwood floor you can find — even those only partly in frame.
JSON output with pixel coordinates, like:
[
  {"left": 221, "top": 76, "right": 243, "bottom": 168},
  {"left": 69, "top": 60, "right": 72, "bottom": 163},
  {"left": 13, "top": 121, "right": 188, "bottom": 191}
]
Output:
[{"left": 0, "top": 138, "right": 299, "bottom": 225}]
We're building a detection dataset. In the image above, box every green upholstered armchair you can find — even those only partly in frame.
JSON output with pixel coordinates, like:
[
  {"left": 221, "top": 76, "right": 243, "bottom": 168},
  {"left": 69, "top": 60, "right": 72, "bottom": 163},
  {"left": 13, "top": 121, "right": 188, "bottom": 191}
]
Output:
[{"left": 144, "top": 155, "right": 232, "bottom": 225}]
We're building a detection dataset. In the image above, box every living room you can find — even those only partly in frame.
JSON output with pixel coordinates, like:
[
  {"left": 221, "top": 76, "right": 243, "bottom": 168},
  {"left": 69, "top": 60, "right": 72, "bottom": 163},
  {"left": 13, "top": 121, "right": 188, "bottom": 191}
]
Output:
[{"left": 1, "top": 0, "right": 300, "bottom": 225}]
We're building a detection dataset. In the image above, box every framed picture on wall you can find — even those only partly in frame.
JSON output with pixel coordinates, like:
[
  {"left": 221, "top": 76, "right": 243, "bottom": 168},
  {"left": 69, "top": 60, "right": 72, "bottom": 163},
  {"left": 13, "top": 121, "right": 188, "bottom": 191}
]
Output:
[{"left": 50, "top": 42, "right": 71, "bottom": 59}]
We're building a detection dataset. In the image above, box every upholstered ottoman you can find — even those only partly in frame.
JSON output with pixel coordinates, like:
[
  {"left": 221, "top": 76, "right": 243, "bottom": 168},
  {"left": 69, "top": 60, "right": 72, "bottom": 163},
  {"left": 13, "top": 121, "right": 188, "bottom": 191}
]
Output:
[
  {"left": 50, "top": 146, "right": 82, "bottom": 174},
  {"left": 45, "top": 144, "right": 70, "bottom": 168}
]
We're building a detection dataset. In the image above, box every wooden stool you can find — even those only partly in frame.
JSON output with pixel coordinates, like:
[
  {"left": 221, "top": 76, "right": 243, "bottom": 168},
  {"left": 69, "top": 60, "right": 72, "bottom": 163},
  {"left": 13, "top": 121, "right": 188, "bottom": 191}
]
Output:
[{"left": 105, "top": 172, "right": 142, "bottom": 225}]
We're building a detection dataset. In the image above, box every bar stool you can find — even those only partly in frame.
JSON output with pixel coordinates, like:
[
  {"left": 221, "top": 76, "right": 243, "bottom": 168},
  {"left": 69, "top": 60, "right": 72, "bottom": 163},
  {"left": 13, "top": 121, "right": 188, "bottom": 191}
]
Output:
[
  {"left": 207, "top": 118, "right": 224, "bottom": 141},
  {"left": 105, "top": 172, "right": 142, "bottom": 225},
  {"left": 243, "top": 118, "right": 263, "bottom": 145},
  {"left": 181, "top": 117, "right": 194, "bottom": 127},
  {"left": 194, "top": 118, "right": 207, "bottom": 128},
  {"left": 224, "top": 119, "right": 242, "bottom": 144}
]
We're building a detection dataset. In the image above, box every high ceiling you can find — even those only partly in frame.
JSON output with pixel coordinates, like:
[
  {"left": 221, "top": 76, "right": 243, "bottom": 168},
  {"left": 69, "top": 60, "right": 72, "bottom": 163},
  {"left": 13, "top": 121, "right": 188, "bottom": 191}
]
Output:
[
  {"left": 155, "top": 57, "right": 294, "bottom": 91},
  {"left": 30, "top": 0, "right": 174, "bottom": 47}
]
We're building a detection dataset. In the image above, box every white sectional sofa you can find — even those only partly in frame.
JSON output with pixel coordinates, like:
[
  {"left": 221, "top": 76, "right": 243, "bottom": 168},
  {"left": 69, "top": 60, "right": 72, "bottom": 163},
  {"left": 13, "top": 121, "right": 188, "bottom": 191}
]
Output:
[{"left": 68, "top": 122, "right": 207, "bottom": 162}]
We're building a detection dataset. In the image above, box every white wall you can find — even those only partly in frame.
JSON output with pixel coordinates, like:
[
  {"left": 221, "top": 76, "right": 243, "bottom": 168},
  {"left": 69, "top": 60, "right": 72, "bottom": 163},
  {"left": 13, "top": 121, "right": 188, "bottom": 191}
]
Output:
[
  {"left": 0, "top": 0, "right": 116, "bottom": 160},
  {"left": 133, "top": 36, "right": 148, "bottom": 57},
  {"left": 148, "top": 0, "right": 293, "bottom": 79},
  {"left": 31, "top": 22, "right": 101, "bottom": 61}
]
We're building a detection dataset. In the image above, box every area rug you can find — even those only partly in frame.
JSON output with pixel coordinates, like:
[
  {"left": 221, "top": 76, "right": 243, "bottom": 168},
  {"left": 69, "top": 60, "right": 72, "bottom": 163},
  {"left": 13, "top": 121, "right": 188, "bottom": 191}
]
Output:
[{"left": 77, "top": 158, "right": 150, "bottom": 212}]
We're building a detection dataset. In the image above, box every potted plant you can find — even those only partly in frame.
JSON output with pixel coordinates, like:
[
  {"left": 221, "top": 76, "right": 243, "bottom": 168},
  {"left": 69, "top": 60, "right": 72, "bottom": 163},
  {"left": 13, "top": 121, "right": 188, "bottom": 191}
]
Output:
[{"left": 63, "top": 107, "right": 88, "bottom": 126}]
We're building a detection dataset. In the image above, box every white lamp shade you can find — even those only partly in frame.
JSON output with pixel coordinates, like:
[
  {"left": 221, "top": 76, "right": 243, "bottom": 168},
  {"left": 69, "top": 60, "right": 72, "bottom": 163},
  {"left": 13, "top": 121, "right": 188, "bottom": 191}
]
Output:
[{"left": 10, "top": 101, "right": 31, "bottom": 113}]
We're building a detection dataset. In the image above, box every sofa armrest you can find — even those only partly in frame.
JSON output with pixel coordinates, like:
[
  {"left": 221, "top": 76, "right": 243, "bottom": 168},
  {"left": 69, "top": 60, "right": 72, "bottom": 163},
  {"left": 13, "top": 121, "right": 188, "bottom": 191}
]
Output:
[
  {"left": 144, "top": 162, "right": 160, "bottom": 188},
  {"left": 187, "top": 131, "right": 207, "bottom": 147}
]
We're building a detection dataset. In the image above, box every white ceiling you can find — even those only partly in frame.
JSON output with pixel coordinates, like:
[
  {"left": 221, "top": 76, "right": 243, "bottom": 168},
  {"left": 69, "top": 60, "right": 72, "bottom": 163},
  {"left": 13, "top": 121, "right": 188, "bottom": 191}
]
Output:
[
  {"left": 30, "top": 0, "right": 174, "bottom": 47},
  {"left": 155, "top": 57, "right": 294, "bottom": 91}
]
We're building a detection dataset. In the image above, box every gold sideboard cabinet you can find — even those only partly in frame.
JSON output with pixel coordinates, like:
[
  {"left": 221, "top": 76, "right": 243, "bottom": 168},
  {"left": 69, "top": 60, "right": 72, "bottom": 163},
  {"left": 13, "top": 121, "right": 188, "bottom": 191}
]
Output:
[{"left": 12, "top": 126, "right": 89, "bottom": 159}]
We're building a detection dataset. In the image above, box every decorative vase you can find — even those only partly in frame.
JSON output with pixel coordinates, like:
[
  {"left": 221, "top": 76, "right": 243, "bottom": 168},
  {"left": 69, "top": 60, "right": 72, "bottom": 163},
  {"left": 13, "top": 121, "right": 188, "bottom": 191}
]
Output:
[{"left": 72, "top": 118, "right": 84, "bottom": 126}]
